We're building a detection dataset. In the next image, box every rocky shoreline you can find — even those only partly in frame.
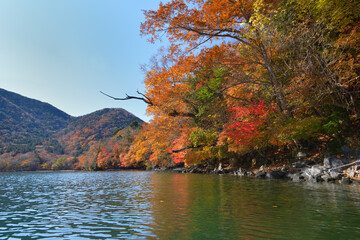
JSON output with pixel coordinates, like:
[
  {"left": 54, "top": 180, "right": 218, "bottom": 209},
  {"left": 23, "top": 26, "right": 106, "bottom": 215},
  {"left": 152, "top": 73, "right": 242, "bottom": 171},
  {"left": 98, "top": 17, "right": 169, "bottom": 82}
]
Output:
[{"left": 167, "top": 155, "right": 360, "bottom": 184}]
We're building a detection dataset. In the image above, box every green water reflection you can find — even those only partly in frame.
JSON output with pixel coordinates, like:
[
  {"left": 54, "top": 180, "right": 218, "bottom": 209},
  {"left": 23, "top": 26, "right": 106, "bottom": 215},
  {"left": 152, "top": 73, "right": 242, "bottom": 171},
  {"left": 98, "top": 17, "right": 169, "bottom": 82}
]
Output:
[
  {"left": 148, "top": 173, "right": 360, "bottom": 239},
  {"left": 0, "top": 171, "right": 359, "bottom": 239}
]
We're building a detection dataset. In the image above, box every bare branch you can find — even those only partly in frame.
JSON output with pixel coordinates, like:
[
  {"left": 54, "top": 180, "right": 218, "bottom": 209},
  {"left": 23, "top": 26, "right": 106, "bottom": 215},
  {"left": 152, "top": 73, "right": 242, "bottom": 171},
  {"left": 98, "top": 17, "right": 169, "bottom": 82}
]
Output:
[{"left": 100, "top": 91, "right": 153, "bottom": 106}]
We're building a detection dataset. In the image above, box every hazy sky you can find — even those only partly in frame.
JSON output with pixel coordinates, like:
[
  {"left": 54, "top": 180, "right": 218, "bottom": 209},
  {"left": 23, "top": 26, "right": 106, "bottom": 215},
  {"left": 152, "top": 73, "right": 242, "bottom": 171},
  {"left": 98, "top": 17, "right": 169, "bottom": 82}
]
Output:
[{"left": 0, "top": 0, "right": 165, "bottom": 122}]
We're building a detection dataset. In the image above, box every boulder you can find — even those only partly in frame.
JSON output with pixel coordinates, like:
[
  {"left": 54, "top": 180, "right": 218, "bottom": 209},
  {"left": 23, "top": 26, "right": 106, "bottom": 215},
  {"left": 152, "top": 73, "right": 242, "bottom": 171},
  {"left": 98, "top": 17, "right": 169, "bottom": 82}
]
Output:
[
  {"left": 321, "top": 174, "right": 330, "bottom": 182},
  {"left": 266, "top": 170, "right": 286, "bottom": 179},
  {"left": 236, "top": 168, "right": 247, "bottom": 177},
  {"left": 329, "top": 169, "right": 342, "bottom": 180},
  {"left": 213, "top": 169, "right": 224, "bottom": 174},
  {"left": 255, "top": 171, "right": 266, "bottom": 178},
  {"left": 222, "top": 168, "right": 233, "bottom": 174},
  {"left": 304, "top": 165, "right": 324, "bottom": 177},
  {"left": 341, "top": 146, "right": 353, "bottom": 158},
  {"left": 173, "top": 167, "right": 187, "bottom": 173},
  {"left": 355, "top": 165, "right": 360, "bottom": 171},
  {"left": 315, "top": 175, "right": 325, "bottom": 182},
  {"left": 286, "top": 172, "right": 304, "bottom": 182},
  {"left": 301, "top": 165, "right": 325, "bottom": 182},
  {"left": 349, "top": 171, "right": 357, "bottom": 178},
  {"left": 323, "top": 157, "right": 348, "bottom": 169}
]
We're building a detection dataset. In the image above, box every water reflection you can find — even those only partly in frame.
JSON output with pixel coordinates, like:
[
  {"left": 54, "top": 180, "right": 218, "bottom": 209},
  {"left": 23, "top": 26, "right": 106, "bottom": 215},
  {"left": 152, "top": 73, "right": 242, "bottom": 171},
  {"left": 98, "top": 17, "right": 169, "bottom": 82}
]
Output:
[
  {"left": 0, "top": 172, "right": 359, "bottom": 239},
  {"left": 148, "top": 173, "right": 360, "bottom": 239}
]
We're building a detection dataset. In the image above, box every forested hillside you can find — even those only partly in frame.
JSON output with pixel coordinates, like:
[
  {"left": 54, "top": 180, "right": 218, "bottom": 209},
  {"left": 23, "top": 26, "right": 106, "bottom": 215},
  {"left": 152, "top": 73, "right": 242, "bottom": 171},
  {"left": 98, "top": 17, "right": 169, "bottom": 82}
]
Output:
[
  {"left": 0, "top": 88, "right": 71, "bottom": 156},
  {"left": 1, "top": 0, "right": 359, "bottom": 172},
  {"left": 0, "top": 89, "right": 143, "bottom": 171},
  {"left": 115, "top": 0, "right": 360, "bottom": 169}
]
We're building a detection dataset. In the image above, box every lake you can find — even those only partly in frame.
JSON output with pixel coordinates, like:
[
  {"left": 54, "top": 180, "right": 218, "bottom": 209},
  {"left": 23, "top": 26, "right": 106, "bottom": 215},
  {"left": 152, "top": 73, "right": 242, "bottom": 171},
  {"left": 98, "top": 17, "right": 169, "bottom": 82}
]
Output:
[{"left": 0, "top": 171, "right": 359, "bottom": 239}]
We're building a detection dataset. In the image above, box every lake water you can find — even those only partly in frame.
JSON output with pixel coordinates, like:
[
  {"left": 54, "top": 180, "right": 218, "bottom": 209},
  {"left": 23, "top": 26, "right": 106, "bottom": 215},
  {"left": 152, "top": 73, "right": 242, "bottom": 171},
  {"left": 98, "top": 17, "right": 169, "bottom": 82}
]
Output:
[{"left": 0, "top": 171, "right": 360, "bottom": 239}]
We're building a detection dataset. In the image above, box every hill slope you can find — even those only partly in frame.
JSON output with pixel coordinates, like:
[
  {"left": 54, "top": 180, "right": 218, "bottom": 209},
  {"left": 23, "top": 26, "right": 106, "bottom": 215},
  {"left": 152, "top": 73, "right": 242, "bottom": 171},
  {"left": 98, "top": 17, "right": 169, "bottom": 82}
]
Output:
[
  {"left": 0, "top": 88, "right": 143, "bottom": 171},
  {"left": 60, "top": 108, "right": 143, "bottom": 157},
  {"left": 0, "top": 88, "right": 71, "bottom": 154}
]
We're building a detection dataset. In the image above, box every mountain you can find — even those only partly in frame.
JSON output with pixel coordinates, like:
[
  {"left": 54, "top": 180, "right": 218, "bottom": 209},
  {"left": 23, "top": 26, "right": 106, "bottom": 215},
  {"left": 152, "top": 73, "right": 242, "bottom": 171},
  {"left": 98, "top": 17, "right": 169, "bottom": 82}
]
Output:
[
  {"left": 60, "top": 108, "right": 143, "bottom": 157},
  {"left": 0, "top": 88, "right": 71, "bottom": 155},
  {"left": 0, "top": 88, "right": 143, "bottom": 171}
]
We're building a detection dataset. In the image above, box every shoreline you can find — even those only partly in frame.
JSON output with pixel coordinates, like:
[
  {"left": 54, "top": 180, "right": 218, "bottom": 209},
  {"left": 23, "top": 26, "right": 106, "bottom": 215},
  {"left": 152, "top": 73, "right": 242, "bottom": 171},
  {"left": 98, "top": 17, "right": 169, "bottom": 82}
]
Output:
[
  {"left": 162, "top": 156, "right": 360, "bottom": 184},
  {"left": 2, "top": 155, "right": 360, "bottom": 185}
]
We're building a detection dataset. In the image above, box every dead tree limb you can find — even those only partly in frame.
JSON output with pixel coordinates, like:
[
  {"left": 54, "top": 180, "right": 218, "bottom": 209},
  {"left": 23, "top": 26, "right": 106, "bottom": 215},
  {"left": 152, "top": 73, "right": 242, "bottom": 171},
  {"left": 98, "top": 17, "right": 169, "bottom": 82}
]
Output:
[
  {"left": 100, "top": 91, "right": 153, "bottom": 106},
  {"left": 329, "top": 160, "right": 360, "bottom": 171},
  {"left": 101, "top": 91, "right": 198, "bottom": 118}
]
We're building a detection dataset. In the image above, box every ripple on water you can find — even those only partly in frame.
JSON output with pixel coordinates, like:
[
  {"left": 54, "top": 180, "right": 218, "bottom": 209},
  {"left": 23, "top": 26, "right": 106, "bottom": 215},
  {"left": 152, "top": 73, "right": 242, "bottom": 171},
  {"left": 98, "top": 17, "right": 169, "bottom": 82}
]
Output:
[{"left": 1, "top": 172, "right": 360, "bottom": 239}]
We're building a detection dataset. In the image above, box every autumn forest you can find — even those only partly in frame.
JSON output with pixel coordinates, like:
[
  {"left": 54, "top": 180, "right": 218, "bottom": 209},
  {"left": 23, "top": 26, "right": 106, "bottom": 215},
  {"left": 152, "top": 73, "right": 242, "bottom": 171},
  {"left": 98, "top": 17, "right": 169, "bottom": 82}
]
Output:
[
  {"left": 1, "top": 0, "right": 360, "bottom": 171},
  {"left": 118, "top": 0, "right": 360, "bottom": 169}
]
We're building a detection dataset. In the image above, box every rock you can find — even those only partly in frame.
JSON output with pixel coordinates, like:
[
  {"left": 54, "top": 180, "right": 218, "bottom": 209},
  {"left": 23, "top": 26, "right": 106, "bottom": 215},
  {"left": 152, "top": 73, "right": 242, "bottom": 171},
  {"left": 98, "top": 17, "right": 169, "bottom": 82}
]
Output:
[
  {"left": 255, "top": 171, "right": 266, "bottom": 178},
  {"left": 341, "top": 146, "right": 353, "bottom": 158},
  {"left": 236, "top": 168, "right": 247, "bottom": 177},
  {"left": 302, "top": 165, "right": 324, "bottom": 181},
  {"left": 349, "top": 171, "right": 357, "bottom": 178},
  {"left": 311, "top": 165, "right": 324, "bottom": 175},
  {"left": 302, "top": 167, "right": 311, "bottom": 179},
  {"left": 223, "top": 169, "right": 233, "bottom": 174},
  {"left": 341, "top": 177, "right": 351, "bottom": 184},
  {"left": 323, "top": 157, "right": 331, "bottom": 168},
  {"left": 323, "top": 157, "right": 348, "bottom": 169},
  {"left": 321, "top": 174, "right": 331, "bottom": 182},
  {"left": 217, "top": 163, "right": 223, "bottom": 171},
  {"left": 329, "top": 169, "right": 342, "bottom": 180},
  {"left": 173, "top": 167, "right": 187, "bottom": 173},
  {"left": 315, "top": 175, "right": 325, "bottom": 182},
  {"left": 287, "top": 172, "right": 304, "bottom": 182},
  {"left": 281, "top": 165, "right": 291, "bottom": 172},
  {"left": 213, "top": 169, "right": 224, "bottom": 174},
  {"left": 266, "top": 170, "right": 286, "bottom": 179}
]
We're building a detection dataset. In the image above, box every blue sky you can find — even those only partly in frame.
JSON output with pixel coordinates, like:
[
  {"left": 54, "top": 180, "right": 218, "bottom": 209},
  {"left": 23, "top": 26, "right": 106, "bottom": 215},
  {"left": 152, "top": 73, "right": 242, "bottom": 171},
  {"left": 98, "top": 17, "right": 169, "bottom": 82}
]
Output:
[{"left": 0, "top": 0, "right": 165, "bottom": 122}]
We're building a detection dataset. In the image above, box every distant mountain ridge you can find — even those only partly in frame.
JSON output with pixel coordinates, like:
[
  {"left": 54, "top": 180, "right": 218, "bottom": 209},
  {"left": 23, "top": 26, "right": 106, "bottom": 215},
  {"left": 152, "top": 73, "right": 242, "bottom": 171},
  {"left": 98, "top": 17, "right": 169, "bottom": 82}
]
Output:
[
  {"left": 0, "top": 88, "right": 143, "bottom": 170},
  {"left": 0, "top": 88, "right": 71, "bottom": 131}
]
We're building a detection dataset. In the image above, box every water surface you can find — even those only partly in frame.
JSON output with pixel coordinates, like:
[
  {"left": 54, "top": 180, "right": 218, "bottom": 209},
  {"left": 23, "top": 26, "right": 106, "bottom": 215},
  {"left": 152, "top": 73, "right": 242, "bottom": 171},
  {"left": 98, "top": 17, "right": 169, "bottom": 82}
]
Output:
[{"left": 0, "top": 171, "right": 360, "bottom": 239}]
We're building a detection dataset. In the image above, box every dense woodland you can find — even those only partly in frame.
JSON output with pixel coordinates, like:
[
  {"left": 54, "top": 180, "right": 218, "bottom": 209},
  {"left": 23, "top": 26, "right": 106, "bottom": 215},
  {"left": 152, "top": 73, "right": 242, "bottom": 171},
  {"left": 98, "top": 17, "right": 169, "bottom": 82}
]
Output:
[
  {"left": 117, "top": 0, "right": 360, "bottom": 169},
  {"left": 1, "top": 0, "right": 360, "bottom": 171}
]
